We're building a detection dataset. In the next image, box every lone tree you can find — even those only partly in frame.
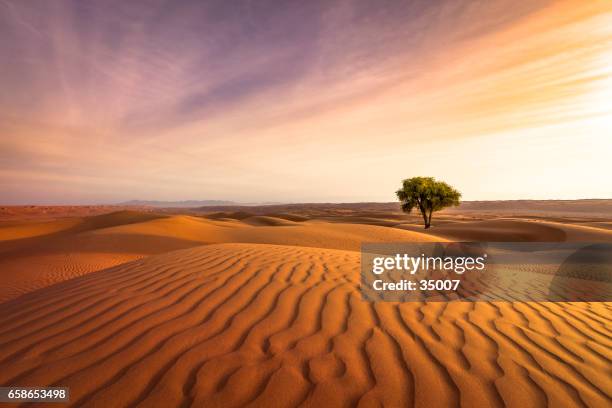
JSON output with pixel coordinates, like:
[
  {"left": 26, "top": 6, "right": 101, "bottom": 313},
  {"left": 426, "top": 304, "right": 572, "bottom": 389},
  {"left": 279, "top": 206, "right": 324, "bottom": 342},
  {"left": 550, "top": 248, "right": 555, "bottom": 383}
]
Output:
[{"left": 396, "top": 177, "right": 461, "bottom": 229}]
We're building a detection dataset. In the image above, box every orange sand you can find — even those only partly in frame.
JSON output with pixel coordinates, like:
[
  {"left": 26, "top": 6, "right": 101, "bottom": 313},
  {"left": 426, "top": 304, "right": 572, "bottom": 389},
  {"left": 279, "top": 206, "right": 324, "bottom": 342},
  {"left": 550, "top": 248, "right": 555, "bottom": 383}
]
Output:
[{"left": 0, "top": 208, "right": 610, "bottom": 407}]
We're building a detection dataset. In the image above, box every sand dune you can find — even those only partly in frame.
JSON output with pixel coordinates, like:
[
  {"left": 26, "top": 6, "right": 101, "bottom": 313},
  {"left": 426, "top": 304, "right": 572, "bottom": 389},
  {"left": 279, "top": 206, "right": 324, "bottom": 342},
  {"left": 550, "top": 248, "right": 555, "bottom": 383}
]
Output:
[
  {"left": 79, "top": 214, "right": 444, "bottom": 252},
  {"left": 0, "top": 209, "right": 610, "bottom": 407},
  {"left": 0, "top": 218, "right": 81, "bottom": 242},
  {"left": 0, "top": 212, "right": 439, "bottom": 302},
  {"left": 0, "top": 243, "right": 609, "bottom": 407},
  {"left": 241, "top": 216, "right": 299, "bottom": 226},
  {"left": 0, "top": 205, "right": 154, "bottom": 222},
  {"left": 2, "top": 210, "right": 612, "bottom": 303},
  {"left": 397, "top": 219, "right": 612, "bottom": 242}
]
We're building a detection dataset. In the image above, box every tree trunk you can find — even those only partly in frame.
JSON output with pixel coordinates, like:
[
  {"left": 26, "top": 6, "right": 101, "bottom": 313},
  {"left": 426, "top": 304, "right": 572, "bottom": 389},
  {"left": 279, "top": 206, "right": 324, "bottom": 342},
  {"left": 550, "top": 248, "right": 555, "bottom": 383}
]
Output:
[
  {"left": 427, "top": 209, "right": 433, "bottom": 229},
  {"left": 420, "top": 206, "right": 430, "bottom": 229}
]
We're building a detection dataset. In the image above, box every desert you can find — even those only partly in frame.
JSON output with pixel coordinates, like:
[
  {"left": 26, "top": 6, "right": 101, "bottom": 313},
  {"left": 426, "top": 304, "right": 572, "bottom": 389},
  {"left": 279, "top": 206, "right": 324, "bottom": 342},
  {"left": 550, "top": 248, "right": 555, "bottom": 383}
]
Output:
[
  {"left": 0, "top": 201, "right": 610, "bottom": 407},
  {"left": 2, "top": 0, "right": 611, "bottom": 406}
]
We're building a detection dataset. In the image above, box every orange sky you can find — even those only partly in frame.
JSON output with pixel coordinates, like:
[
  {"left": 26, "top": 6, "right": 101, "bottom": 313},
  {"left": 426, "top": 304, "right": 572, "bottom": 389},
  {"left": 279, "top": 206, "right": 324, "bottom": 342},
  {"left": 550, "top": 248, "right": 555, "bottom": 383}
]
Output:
[{"left": 0, "top": 0, "right": 611, "bottom": 204}]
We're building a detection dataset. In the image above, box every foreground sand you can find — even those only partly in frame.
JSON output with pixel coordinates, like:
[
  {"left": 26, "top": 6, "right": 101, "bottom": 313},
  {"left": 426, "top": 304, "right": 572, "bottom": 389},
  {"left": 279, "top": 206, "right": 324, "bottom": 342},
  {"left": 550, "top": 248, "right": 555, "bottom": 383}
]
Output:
[
  {"left": 0, "top": 243, "right": 610, "bottom": 407},
  {"left": 0, "top": 208, "right": 610, "bottom": 407}
]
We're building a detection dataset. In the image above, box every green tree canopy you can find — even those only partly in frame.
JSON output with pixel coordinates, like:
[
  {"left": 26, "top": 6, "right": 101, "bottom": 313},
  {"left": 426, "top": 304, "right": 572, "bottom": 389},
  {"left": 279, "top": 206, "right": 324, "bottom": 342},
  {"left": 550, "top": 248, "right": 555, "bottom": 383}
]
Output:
[{"left": 396, "top": 177, "right": 461, "bottom": 229}]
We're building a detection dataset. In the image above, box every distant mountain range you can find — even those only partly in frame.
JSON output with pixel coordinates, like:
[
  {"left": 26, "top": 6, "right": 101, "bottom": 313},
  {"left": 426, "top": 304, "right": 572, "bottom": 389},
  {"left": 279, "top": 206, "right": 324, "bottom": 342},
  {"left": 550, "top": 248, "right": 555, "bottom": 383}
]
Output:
[
  {"left": 118, "top": 200, "right": 238, "bottom": 208},
  {"left": 118, "top": 200, "right": 283, "bottom": 208}
]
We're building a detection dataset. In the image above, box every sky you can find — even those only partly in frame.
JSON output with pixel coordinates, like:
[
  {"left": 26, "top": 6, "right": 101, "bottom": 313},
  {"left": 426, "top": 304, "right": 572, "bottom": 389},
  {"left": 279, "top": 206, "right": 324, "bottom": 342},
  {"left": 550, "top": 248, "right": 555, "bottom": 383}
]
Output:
[{"left": 0, "top": 0, "right": 611, "bottom": 204}]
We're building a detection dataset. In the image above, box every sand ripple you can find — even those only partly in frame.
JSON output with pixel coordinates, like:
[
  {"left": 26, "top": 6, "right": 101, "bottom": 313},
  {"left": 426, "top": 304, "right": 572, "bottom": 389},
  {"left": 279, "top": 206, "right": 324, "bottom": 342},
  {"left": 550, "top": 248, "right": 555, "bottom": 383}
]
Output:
[{"left": 0, "top": 243, "right": 609, "bottom": 407}]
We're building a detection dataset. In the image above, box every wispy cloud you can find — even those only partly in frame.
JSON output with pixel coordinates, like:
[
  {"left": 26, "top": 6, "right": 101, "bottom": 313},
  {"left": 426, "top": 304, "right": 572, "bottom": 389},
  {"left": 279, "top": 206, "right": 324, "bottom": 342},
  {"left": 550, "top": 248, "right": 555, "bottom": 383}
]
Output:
[{"left": 0, "top": 0, "right": 610, "bottom": 204}]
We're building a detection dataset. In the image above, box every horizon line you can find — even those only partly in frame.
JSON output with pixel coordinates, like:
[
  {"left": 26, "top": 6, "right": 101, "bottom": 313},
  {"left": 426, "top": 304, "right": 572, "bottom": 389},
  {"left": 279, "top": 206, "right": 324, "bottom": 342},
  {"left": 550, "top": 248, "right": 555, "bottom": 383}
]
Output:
[{"left": 2, "top": 198, "right": 612, "bottom": 207}]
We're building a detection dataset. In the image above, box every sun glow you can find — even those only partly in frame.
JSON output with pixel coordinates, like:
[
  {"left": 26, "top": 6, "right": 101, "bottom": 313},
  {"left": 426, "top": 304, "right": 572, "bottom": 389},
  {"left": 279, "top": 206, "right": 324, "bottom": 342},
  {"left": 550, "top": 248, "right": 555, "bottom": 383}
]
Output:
[{"left": 0, "top": 0, "right": 611, "bottom": 204}]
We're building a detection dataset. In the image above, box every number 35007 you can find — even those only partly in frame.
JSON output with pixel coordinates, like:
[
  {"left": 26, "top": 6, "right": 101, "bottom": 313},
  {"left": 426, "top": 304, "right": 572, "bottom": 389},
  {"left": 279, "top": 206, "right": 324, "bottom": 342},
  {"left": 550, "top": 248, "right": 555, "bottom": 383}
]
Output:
[{"left": 419, "top": 279, "right": 460, "bottom": 291}]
